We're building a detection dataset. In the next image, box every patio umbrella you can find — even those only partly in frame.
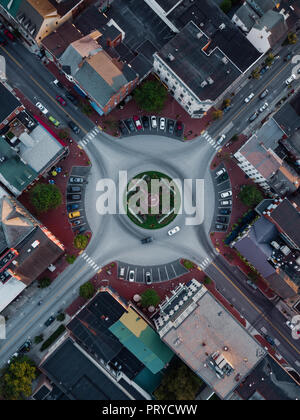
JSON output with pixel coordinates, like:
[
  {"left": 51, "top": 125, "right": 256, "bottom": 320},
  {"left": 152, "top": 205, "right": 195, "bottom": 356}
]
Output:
[
  {"left": 133, "top": 294, "right": 141, "bottom": 302},
  {"left": 56, "top": 167, "right": 62, "bottom": 173},
  {"left": 148, "top": 305, "right": 155, "bottom": 312}
]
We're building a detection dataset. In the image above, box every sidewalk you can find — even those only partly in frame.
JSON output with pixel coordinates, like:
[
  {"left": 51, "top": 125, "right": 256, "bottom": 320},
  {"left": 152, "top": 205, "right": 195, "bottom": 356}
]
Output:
[{"left": 210, "top": 135, "right": 275, "bottom": 300}]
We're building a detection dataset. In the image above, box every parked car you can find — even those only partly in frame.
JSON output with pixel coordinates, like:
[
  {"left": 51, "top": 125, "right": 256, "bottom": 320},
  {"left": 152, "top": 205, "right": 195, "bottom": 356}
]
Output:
[
  {"left": 68, "top": 194, "right": 81, "bottom": 201},
  {"left": 244, "top": 93, "right": 254, "bottom": 103},
  {"left": 68, "top": 120, "right": 81, "bottom": 134},
  {"left": 215, "top": 224, "right": 226, "bottom": 231},
  {"left": 7, "top": 352, "right": 19, "bottom": 364},
  {"left": 160, "top": 117, "right": 166, "bottom": 130},
  {"left": 285, "top": 74, "right": 296, "bottom": 85},
  {"left": 167, "top": 119, "right": 175, "bottom": 134},
  {"left": 142, "top": 116, "right": 149, "bottom": 129},
  {"left": 119, "top": 267, "right": 125, "bottom": 279},
  {"left": 44, "top": 316, "right": 55, "bottom": 327},
  {"left": 145, "top": 272, "right": 152, "bottom": 285},
  {"left": 286, "top": 320, "right": 297, "bottom": 330},
  {"left": 246, "top": 280, "right": 258, "bottom": 290},
  {"left": 151, "top": 116, "right": 157, "bottom": 129},
  {"left": 18, "top": 340, "right": 32, "bottom": 353},
  {"left": 216, "top": 134, "right": 226, "bottom": 146},
  {"left": 72, "top": 219, "right": 82, "bottom": 226},
  {"left": 259, "top": 89, "right": 269, "bottom": 99},
  {"left": 48, "top": 115, "right": 60, "bottom": 126},
  {"left": 56, "top": 95, "right": 67, "bottom": 106},
  {"left": 67, "top": 203, "right": 79, "bottom": 212},
  {"left": 265, "top": 335, "right": 275, "bottom": 346},
  {"left": 129, "top": 270, "right": 135, "bottom": 282},
  {"left": 223, "top": 104, "right": 233, "bottom": 113},
  {"left": 249, "top": 112, "right": 258, "bottom": 122},
  {"left": 69, "top": 177, "right": 83, "bottom": 184},
  {"left": 133, "top": 115, "right": 142, "bottom": 130},
  {"left": 217, "top": 216, "right": 228, "bottom": 224},
  {"left": 260, "top": 66, "right": 269, "bottom": 75},
  {"left": 119, "top": 120, "right": 128, "bottom": 135},
  {"left": 217, "top": 173, "right": 229, "bottom": 183},
  {"left": 65, "top": 92, "right": 79, "bottom": 105},
  {"left": 259, "top": 102, "right": 268, "bottom": 113},
  {"left": 36, "top": 102, "right": 48, "bottom": 114},
  {"left": 0, "top": 34, "right": 7, "bottom": 45},
  {"left": 220, "top": 190, "right": 232, "bottom": 199},
  {"left": 175, "top": 121, "right": 183, "bottom": 136},
  {"left": 4, "top": 29, "right": 15, "bottom": 41},
  {"left": 219, "top": 208, "right": 231, "bottom": 215},
  {"left": 216, "top": 168, "right": 226, "bottom": 177},
  {"left": 220, "top": 200, "right": 232, "bottom": 206},
  {"left": 53, "top": 79, "right": 64, "bottom": 89},
  {"left": 125, "top": 118, "right": 135, "bottom": 132},
  {"left": 69, "top": 211, "right": 81, "bottom": 219},
  {"left": 68, "top": 186, "right": 81, "bottom": 193},
  {"left": 284, "top": 53, "right": 292, "bottom": 62},
  {"left": 77, "top": 226, "right": 86, "bottom": 234},
  {"left": 141, "top": 237, "right": 153, "bottom": 244},
  {"left": 168, "top": 226, "right": 180, "bottom": 236}
]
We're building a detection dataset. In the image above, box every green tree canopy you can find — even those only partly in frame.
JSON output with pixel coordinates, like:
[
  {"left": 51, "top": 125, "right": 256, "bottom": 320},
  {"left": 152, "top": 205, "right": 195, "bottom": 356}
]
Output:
[
  {"left": 251, "top": 68, "right": 260, "bottom": 79},
  {"left": 239, "top": 185, "right": 263, "bottom": 207},
  {"left": 0, "top": 356, "right": 36, "bottom": 400},
  {"left": 154, "top": 358, "right": 203, "bottom": 400},
  {"left": 220, "top": 0, "right": 232, "bottom": 14},
  {"left": 287, "top": 32, "right": 297, "bottom": 45},
  {"left": 140, "top": 289, "right": 160, "bottom": 308},
  {"left": 265, "top": 53, "right": 274, "bottom": 66},
  {"left": 30, "top": 183, "right": 62, "bottom": 213},
  {"left": 79, "top": 281, "right": 95, "bottom": 300},
  {"left": 133, "top": 80, "right": 167, "bottom": 113},
  {"left": 74, "top": 234, "right": 88, "bottom": 250},
  {"left": 212, "top": 109, "right": 223, "bottom": 120},
  {"left": 38, "top": 277, "right": 51, "bottom": 288}
]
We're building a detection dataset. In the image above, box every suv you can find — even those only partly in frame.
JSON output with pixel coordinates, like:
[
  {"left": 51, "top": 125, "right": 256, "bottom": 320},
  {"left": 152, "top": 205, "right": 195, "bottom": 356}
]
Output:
[
  {"left": 141, "top": 237, "right": 153, "bottom": 244},
  {"left": 68, "top": 186, "right": 81, "bottom": 193},
  {"left": 18, "top": 340, "right": 32, "bottom": 354},
  {"left": 45, "top": 316, "right": 55, "bottom": 327},
  {"left": 68, "top": 120, "right": 81, "bottom": 134}
]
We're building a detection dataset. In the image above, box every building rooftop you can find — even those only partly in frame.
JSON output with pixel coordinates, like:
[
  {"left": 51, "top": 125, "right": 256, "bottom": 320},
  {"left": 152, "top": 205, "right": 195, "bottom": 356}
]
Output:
[
  {"left": 154, "top": 280, "right": 266, "bottom": 399},
  {"left": 156, "top": 21, "right": 241, "bottom": 102},
  {"left": 273, "top": 93, "right": 300, "bottom": 135},
  {"left": 42, "top": 21, "right": 83, "bottom": 59},
  {"left": 0, "top": 83, "right": 22, "bottom": 125}
]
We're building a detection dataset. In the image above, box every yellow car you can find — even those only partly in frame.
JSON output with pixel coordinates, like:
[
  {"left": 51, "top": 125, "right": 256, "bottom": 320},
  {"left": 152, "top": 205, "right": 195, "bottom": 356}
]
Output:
[
  {"left": 48, "top": 115, "right": 60, "bottom": 127},
  {"left": 69, "top": 211, "right": 80, "bottom": 219}
]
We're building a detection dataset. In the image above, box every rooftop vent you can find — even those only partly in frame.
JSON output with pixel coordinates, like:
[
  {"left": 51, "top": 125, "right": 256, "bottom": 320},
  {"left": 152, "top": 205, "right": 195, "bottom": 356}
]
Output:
[
  {"left": 207, "top": 77, "right": 214, "bottom": 85},
  {"left": 168, "top": 53, "right": 175, "bottom": 62},
  {"left": 222, "top": 56, "right": 229, "bottom": 64},
  {"left": 197, "top": 32, "right": 203, "bottom": 39},
  {"left": 219, "top": 23, "right": 226, "bottom": 30}
]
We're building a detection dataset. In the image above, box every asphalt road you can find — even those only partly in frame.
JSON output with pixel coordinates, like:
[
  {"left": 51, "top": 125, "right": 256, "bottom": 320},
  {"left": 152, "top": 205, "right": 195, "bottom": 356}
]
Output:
[{"left": 1, "top": 39, "right": 300, "bottom": 377}]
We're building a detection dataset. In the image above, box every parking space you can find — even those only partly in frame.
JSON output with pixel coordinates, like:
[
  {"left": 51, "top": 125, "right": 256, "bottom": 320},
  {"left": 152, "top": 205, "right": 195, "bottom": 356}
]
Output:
[
  {"left": 119, "top": 116, "right": 184, "bottom": 141},
  {"left": 66, "top": 166, "right": 91, "bottom": 234},
  {"left": 211, "top": 164, "right": 233, "bottom": 233},
  {"left": 117, "top": 259, "right": 188, "bottom": 284}
]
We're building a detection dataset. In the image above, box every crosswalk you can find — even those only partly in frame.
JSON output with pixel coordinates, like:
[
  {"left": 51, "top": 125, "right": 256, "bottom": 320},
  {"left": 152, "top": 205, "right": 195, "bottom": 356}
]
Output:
[
  {"left": 78, "top": 126, "right": 100, "bottom": 148},
  {"left": 200, "top": 131, "right": 220, "bottom": 150},
  {"left": 198, "top": 257, "right": 211, "bottom": 271},
  {"left": 81, "top": 251, "right": 100, "bottom": 272}
]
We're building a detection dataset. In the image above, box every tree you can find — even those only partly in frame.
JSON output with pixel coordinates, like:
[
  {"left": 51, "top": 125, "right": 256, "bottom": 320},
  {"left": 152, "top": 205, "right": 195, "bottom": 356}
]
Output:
[
  {"left": 204, "top": 276, "right": 212, "bottom": 285},
  {"left": 231, "top": 134, "right": 239, "bottom": 142},
  {"left": 220, "top": 0, "right": 232, "bottom": 14},
  {"left": 38, "top": 277, "right": 51, "bottom": 288},
  {"left": 66, "top": 254, "right": 76, "bottom": 264},
  {"left": 239, "top": 185, "right": 263, "bottom": 207},
  {"left": 56, "top": 313, "right": 65, "bottom": 322},
  {"left": 265, "top": 53, "right": 274, "bottom": 66},
  {"left": 222, "top": 98, "right": 231, "bottom": 108},
  {"left": 212, "top": 109, "right": 223, "bottom": 120},
  {"left": 0, "top": 356, "right": 36, "bottom": 400},
  {"left": 140, "top": 289, "right": 160, "bottom": 308},
  {"left": 133, "top": 80, "right": 167, "bottom": 113},
  {"left": 30, "top": 183, "right": 62, "bottom": 213},
  {"left": 154, "top": 358, "right": 203, "bottom": 400},
  {"left": 80, "top": 102, "right": 94, "bottom": 116},
  {"left": 34, "top": 335, "right": 43, "bottom": 344},
  {"left": 74, "top": 234, "right": 88, "bottom": 250},
  {"left": 251, "top": 68, "right": 260, "bottom": 79},
  {"left": 79, "top": 281, "right": 95, "bottom": 300},
  {"left": 287, "top": 32, "right": 297, "bottom": 45}
]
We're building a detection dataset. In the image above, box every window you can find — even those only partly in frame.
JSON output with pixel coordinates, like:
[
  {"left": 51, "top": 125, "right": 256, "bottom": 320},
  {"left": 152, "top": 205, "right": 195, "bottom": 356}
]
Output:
[
  {"left": 180, "top": 94, "right": 184, "bottom": 98},
  {"left": 165, "top": 78, "right": 169, "bottom": 83},
  {"left": 188, "top": 101, "right": 191, "bottom": 106},
  {"left": 157, "top": 70, "right": 160, "bottom": 74}
]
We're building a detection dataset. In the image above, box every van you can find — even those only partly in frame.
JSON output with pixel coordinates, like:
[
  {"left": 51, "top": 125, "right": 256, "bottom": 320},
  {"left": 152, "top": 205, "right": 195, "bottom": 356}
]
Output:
[
  {"left": 69, "top": 211, "right": 81, "bottom": 219},
  {"left": 68, "top": 186, "right": 81, "bottom": 193}
]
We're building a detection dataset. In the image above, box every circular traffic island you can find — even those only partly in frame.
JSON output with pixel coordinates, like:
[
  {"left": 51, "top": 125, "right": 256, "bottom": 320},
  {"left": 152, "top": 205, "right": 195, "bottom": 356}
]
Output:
[{"left": 125, "top": 170, "right": 181, "bottom": 230}]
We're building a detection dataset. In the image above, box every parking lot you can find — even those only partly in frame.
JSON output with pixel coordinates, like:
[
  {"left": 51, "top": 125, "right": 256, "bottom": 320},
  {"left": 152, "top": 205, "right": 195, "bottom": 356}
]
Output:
[
  {"left": 211, "top": 164, "right": 233, "bottom": 233},
  {"left": 119, "top": 116, "right": 184, "bottom": 140},
  {"left": 66, "top": 166, "right": 91, "bottom": 234},
  {"left": 117, "top": 259, "right": 188, "bottom": 284}
]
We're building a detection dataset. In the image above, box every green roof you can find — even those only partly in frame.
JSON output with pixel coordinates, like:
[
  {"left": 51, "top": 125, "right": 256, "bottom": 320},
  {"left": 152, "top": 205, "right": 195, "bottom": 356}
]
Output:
[
  {"left": 0, "top": 0, "right": 22, "bottom": 17},
  {"left": 0, "top": 138, "right": 37, "bottom": 195},
  {"left": 109, "top": 308, "right": 173, "bottom": 375},
  {"left": 134, "top": 367, "right": 163, "bottom": 395}
]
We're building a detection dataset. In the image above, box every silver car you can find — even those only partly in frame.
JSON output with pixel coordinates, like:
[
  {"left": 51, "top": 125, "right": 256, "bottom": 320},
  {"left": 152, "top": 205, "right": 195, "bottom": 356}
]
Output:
[{"left": 129, "top": 270, "right": 135, "bottom": 282}]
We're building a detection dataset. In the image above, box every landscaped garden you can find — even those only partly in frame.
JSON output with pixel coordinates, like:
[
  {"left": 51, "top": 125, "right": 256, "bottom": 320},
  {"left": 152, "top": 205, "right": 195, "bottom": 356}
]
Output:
[{"left": 125, "top": 171, "right": 181, "bottom": 230}]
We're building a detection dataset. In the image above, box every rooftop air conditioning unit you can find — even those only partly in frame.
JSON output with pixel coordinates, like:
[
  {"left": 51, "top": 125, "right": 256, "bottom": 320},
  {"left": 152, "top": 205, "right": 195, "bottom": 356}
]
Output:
[
  {"left": 197, "top": 32, "right": 203, "bottom": 39},
  {"left": 207, "top": 77, "right": 214, "bottom": 85},
  {"left": 222, "top": 57, "right": 229, "bottom": 64},
  {"left": 201, "top": 80, "right": 208, "bottom": 88},
  {"left": 168, "top": 53, "right": 175, "bottom": 61},
  {"left": 219, "top": 23, "right": 226, "bottom": 30}
]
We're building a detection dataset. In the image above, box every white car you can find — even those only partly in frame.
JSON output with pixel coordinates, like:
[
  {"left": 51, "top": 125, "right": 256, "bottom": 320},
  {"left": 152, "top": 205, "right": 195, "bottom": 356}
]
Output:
[
  {"left": 221, "top": 200, "right": 232, "bottom": 206},
  {"left": 244, "top": 93, "right": 254, "bottom": 103},
  {"left": 36, "top": 102, "right": 48, "bottom": 114},
  {"left": 216, "top": 168, "right": 226, "bottom": 177},
  {"left": 119, "top": 267, "right": 125, "bottom": 279},
  {"left": 221, "top": 190, "right": 232, "bottom": 199},
  {"left": 145, "top": 272, "right": 152, "bottom": 285},
  {"left": 151, "top": 116, "right": 157, "bottom": 129},
  {"left": 285, "top": 74, "right": 296, "bottom": 85},
  {"left": 128, "top": 270, "right": 135, "bottom": 282},
  {"left": 216, "top": 134, "right": 226, "bottom": 145},
  {"left": 160, "top": 117, "right": 166, "bottom": 130},
  {"left": 7, "top": 352, "right": 18, "bottom": 364},
  {"left": 259, "top": 102, "right": 268, "bottom": 113},
  {"left": 168, "top": 226, "right": 180, "bottom": 236},
  {"left": 286, "top": 320, "right": 297, "bottom": 330}
]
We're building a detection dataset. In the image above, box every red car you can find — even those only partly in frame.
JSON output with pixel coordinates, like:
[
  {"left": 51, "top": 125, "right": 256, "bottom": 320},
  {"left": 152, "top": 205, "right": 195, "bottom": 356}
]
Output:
[
  {"left": 4, "top": 29, "right": 15, "bottom": 41},
  {"left": 56, "top": 95, "right": 67, "bottom": 106},
  {"left": 133, "top": 115, "right": 142, "bottom": 131}
]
